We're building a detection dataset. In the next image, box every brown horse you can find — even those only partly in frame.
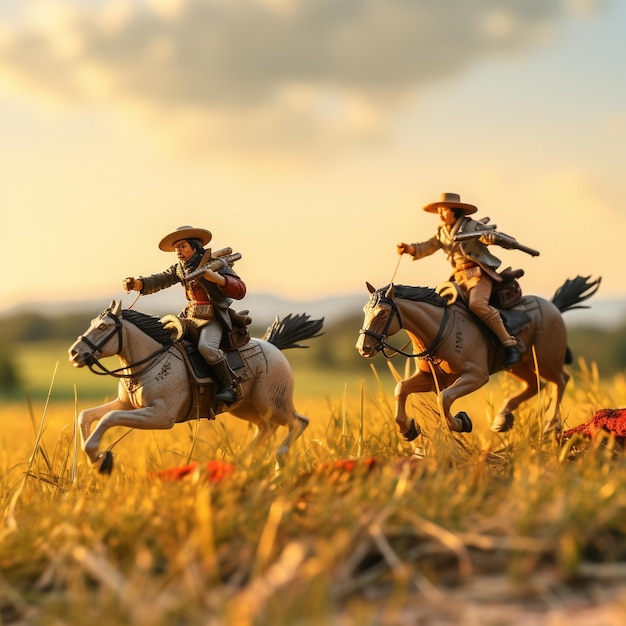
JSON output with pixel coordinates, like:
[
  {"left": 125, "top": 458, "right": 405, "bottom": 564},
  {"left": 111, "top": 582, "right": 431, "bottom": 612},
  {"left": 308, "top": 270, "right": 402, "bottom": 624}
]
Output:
[{"left": 356, "top": 276, "right": 600, "bottom": 439}]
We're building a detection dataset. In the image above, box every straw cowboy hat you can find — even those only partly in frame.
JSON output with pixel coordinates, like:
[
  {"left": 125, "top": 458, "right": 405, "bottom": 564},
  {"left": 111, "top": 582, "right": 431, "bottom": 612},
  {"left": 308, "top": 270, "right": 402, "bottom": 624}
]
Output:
[
  {"left": 159, "top": 225, "right": 212, "bottom": 251},
  {"left": 422, "top": 192, "right": 477, "bottom": 215}
]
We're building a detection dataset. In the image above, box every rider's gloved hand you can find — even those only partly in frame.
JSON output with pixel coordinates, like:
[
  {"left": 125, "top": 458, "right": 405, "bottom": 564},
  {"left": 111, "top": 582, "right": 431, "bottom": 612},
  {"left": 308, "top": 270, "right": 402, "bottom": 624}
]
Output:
[
  {"left": 397, "top": 242, "right": 415, "bottom": 256},
  {"left": 122, "top": 277, "right": 143, "bottom": 292}
]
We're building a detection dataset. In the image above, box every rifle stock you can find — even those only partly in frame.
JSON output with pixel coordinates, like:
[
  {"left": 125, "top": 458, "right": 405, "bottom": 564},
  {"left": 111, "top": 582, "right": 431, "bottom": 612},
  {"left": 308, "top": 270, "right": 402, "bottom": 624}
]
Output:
[{"left": 455, "top": 231, "right": 540, "bottom": 257}]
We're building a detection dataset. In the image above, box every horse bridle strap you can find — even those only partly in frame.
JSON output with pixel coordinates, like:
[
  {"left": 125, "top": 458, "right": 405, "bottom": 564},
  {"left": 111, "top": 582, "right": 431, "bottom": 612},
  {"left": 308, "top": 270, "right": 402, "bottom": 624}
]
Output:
[
  {"left": 81, "top": 311, "right": 170, "bottom": 378},
  {"left": 360, "top": 296, "right": 451, "bottom": 360},
  {"left": 78, "top": 311, "right": 123, "bottom": 358}
]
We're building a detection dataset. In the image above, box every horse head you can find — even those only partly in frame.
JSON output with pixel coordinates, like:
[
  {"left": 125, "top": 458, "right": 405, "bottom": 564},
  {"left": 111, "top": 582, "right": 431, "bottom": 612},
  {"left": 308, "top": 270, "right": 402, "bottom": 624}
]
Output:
[
  {"left": 356, "top": 283, "right": 400, "bottom": 358},
  {"left": 68, "top": 300, "right": 124, "bottom": 368}
]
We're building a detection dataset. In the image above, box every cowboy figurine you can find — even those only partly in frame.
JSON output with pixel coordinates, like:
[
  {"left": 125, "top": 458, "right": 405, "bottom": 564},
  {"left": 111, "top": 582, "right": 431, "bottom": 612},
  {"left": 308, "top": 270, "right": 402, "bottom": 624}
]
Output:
[
  {"left": 397, "top": 192, "right": 527, "bottom": 368},
  {"left": 123, "top": 225, "right": 246, "bottom": 404}
]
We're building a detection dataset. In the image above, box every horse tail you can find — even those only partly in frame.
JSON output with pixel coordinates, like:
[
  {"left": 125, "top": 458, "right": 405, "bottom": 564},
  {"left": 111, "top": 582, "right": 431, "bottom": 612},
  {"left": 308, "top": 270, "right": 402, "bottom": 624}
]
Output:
[
  {"left": 262, "top": 313, "right": 324, "bottom": 350},
  {"left": 551, "top": 275, "right": 601, "bottom": 314},
  {"left": 550, "top": 276, "right": 600, "bottom": 366}
]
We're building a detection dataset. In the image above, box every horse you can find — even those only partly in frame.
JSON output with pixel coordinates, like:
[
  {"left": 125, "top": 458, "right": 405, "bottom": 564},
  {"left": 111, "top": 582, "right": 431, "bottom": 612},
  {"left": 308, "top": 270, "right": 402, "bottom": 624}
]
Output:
[
  {"left": 356, "top": 276, "right": 600, "bottom": 440},
  {"left": 68, "top": 300, "right": 323, "bottom": 473}
]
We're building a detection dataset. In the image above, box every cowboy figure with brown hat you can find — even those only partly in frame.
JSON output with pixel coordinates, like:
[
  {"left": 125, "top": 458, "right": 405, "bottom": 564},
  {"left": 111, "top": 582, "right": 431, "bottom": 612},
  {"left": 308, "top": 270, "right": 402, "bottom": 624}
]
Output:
[
  {"left": 397, "top": 192, "right": 535, "bottom": 368},
  {"left": 123, "top": 225, "right": 246, "bottom": 404}
]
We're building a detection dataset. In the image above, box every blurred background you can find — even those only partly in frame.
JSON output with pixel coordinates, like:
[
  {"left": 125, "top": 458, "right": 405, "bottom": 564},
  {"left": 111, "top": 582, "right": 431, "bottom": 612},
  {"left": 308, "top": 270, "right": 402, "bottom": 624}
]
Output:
[{"left": 1, "top": 0, "right": 625, "bottom": 399}]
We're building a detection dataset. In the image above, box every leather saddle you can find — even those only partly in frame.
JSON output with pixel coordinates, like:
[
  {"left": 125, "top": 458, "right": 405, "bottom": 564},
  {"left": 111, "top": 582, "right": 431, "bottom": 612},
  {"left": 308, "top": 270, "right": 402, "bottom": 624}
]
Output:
[
  {"left": 437, "top": 267, "right": 531, "bottom": 337},
  {"left": 161, "top": 310, "right": 252, "bottom": 420}
]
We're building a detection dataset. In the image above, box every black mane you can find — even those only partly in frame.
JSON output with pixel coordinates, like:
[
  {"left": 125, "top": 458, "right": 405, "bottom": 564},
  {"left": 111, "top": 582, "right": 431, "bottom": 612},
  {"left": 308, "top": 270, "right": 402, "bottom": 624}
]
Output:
[
  {"left": 378, "top": 284, "right": 449, "bottom": 308},
  {"left": 122, "top": 309, "right": 174, "bottom": 345}
]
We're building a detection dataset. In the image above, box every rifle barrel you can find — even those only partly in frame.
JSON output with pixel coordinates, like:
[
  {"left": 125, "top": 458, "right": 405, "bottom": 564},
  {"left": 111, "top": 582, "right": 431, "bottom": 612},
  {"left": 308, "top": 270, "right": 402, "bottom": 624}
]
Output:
[{"left": 455, "top": 231, "right": 539, "bottom": 257}]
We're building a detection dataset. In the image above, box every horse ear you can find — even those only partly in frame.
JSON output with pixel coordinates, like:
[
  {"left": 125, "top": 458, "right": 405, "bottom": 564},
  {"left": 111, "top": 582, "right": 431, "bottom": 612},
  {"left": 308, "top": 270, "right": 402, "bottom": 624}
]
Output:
[
  {"left": 385, "top": 283, "right": 394, "bottom": 299},
  {"left": 366, "top": 282, "right": 376, "bottom": 294},
  {"left": 112, "top": 300, "right": 122, "bottom": 316}
]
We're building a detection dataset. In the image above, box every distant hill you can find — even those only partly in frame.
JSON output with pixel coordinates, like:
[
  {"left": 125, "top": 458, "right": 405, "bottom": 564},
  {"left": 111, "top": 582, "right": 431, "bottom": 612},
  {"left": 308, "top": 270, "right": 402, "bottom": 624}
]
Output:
[
  {"left": 1, "top": 290, "right": 624, "bottom": 329},
  {"left": 0, "top": 291, "right": 368, "bottom": 327},
  {"left": 2, "top": 291, "right": 626, "bottom": 379}
]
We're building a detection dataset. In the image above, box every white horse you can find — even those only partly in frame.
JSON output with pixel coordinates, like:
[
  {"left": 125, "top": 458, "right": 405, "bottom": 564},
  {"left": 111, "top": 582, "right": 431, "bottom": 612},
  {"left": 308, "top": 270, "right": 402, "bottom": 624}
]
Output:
[{"left": 68, "top": 301, "right": 323, "bottom": 473}]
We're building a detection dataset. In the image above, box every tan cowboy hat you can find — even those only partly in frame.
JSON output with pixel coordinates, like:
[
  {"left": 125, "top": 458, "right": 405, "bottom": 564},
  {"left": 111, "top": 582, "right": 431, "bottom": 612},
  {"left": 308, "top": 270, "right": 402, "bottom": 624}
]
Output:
[
  {"left": 159, "top": 225, "right": 212, "bottom": 251},
  {"left": 422, "top": 192, "right": 477, "bottom": 215}
]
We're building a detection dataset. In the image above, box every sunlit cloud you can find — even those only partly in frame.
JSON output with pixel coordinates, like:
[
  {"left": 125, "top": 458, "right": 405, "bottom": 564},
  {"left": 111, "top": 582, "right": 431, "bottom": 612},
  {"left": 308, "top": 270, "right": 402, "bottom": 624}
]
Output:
[{"left": 0, "top": 0, "right": 600, "bottom": 161}]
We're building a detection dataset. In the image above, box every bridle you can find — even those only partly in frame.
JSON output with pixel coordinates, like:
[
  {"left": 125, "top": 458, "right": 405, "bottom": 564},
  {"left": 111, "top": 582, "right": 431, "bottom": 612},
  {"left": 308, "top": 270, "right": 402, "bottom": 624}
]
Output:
[
  {"left": 77, "top": 310, "right": 170, "bottom": 378},
  {"left": 359, "top": 291, "right": 450, "bottom": 360}
]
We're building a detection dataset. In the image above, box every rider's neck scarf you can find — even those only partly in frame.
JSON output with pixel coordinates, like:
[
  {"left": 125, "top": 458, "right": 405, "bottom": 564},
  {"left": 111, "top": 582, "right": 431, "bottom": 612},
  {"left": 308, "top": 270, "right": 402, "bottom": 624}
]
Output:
[{"left": 183, "top": 249, "right": 204, "bottom": 274}]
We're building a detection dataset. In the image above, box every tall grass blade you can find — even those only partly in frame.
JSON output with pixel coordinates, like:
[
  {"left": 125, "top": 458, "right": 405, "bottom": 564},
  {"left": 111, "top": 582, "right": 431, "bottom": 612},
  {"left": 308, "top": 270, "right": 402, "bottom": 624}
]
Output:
[
  {"left": 358, "top": 380, "right": 364, "bottom": 457},
  {"left": 71, "top": 385, "right": 79, "bottom": 483},
  {"left": 185, "top": 418, "right": 202, "bottom": 465}
]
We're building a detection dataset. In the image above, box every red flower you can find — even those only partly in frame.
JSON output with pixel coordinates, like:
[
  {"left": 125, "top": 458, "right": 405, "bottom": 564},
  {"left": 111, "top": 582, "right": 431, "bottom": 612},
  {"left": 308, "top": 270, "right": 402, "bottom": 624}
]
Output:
[{"left": 152, "top": 460, "right": 234, "bottom": 483}]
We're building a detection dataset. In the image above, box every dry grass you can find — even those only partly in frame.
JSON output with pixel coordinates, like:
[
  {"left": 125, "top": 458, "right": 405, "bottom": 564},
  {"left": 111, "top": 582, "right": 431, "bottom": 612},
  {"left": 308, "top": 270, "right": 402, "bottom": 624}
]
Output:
[{"left": 2, "top": 362, "right": 626, "bottom": 625}]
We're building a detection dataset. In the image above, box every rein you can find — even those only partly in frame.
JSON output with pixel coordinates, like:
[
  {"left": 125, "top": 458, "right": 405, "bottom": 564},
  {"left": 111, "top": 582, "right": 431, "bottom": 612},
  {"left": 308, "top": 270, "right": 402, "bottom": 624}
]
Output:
[
  {"left": 359, "top": 293, "right": 451, "bottom": 360},
  {"left": 80, "top": 311, "right": 171, "bottom": 378}
]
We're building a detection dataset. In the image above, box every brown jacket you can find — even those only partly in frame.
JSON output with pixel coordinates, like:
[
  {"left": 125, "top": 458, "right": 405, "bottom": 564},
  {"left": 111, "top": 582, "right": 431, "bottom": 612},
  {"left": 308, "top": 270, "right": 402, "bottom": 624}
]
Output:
[
  {"left": 412, "top": 216, "right": 503, "bottom": 281},
  {"left": 139, "top": 250, "right": 246, "bottom": 328}
]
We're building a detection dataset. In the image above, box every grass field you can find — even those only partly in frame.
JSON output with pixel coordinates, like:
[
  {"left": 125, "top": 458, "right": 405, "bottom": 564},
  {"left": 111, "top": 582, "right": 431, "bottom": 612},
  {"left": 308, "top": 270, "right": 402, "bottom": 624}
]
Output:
[{"left": 2, "top": 355, "right": 626, "bottom": 624}]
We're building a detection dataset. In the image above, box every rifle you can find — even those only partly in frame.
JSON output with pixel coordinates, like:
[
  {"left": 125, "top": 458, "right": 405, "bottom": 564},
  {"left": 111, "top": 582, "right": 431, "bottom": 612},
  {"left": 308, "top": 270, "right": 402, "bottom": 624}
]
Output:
[
  {"left": 185, "top": 247, "right": 243, "bottom": 280},
  {"left": 454, "top": 231, "right": 540, "bottom": 257}
]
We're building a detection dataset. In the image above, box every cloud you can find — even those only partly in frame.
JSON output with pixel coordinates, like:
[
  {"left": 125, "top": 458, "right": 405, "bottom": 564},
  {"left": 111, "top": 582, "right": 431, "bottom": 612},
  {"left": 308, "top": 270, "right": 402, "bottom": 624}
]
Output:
[{"left": 0, "top": 0, "right": 596, "bottom": 160}]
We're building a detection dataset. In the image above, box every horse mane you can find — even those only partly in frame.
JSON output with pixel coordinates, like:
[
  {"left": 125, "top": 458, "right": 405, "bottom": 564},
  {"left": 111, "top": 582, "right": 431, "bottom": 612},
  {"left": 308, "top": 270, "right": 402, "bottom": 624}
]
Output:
[
  {"left": 121, "top": 309, "right": 174, "bottom": 345},
  {"left": 382, "top": 284, "right": 449, "bottom": 308}
]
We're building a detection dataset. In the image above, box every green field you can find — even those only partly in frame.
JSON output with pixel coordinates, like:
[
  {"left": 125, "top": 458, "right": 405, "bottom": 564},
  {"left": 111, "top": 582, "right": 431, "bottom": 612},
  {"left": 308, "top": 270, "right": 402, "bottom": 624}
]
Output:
[
  {"left": 8, "top": 339, "right": 399, "bottom": 402},
  {"left": 2, "top": 348, "right": 626, "bottom": 624}
]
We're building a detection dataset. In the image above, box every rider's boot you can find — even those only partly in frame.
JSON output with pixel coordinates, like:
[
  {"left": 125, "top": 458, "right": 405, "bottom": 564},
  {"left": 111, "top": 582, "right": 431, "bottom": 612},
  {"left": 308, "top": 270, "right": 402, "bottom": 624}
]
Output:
[
  {"left": 502, "top": 343, "right": 522, "bottom": 368},
  {"left": 482, "top": 311, "right": 522, "bottom": 368},
  {"left": 211, "top": 356, "right": 241, "bottom": 405}
]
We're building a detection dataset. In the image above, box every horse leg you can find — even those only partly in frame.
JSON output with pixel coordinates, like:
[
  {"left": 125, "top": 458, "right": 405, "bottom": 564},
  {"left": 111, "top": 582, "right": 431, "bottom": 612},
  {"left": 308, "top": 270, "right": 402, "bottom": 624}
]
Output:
[
  {"left": 438, "top": 368, "right": 489, "bottom": 433},
  {"left": 83, "top": 401, "right": 176, "bottom": 469},
  {"left": 78, "top": 398, "right": 127, "bottom": 462},
  {"left": 542, "top": 371, "right": 570, "bottom": 434},
  {"left": 492, "top": 304, "right": 571, "bottom": 435},
  {"left": 237, "top": 418, "right": 280, "bottom": 464},
  {"left": 233, "top": 405, "right": 308, "bottom": 468},
  {"left": 491, "top": 365, "right": 539, "bottom": 433},
  {"left": 492, "top": 366, "right": 570, "bottom": 434},
  {"left": 394, "top": 370, "right": 436, "bottom": 440},
  {"left": 226, "top": 343, "right": 312, "bottom": 467},
  {"left": 276, "top": 413, "right": 309, "bottom": 467}
]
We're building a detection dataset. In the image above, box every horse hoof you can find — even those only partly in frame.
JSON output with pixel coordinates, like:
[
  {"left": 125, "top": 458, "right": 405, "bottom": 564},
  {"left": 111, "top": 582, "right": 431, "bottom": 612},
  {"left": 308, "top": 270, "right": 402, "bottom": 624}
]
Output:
[
  {"left": 491, "top": 412, "right": 514, "bottom": 433},
  {"left": 456, "top": 412, "right": 473, "bottom": 433},
  {"left": 401, "top": 419, "right": 420, "bottom": 442},
  {"left": 98, "top": 451, "right": 114, "bottom": 475}
]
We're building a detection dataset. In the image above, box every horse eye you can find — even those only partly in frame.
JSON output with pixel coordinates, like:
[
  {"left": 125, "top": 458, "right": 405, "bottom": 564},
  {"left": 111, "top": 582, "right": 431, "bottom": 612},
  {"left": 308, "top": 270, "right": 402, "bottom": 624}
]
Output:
[{"left": 98, "top": 323, "right": 107, "bottom": 330}]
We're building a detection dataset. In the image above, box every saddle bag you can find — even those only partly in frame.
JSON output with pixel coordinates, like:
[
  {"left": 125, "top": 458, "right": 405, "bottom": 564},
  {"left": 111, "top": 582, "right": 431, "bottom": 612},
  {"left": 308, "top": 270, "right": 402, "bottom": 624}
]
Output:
[
  {"left": 490, "top": 267, "right": 524, "bottom": 309},
  {"left": 222, "top": 309, "right": 252, "bottom": 350}
]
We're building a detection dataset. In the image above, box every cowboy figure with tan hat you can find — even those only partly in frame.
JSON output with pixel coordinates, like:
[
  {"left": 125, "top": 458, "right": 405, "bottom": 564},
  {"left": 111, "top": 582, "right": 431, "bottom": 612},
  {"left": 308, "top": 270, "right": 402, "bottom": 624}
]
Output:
[
  {"left": 397, "top": 192, "right": 533, "bottom": 368},
  {"left": 123, "top": 225, "right": 246, "bottom": 405}
]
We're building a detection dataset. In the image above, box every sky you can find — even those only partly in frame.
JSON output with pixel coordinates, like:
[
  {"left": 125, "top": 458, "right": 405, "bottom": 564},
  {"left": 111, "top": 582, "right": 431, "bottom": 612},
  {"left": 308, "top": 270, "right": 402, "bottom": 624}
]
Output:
[{"left": 1, "top": 0, "right": 625, "bottom": 319}]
